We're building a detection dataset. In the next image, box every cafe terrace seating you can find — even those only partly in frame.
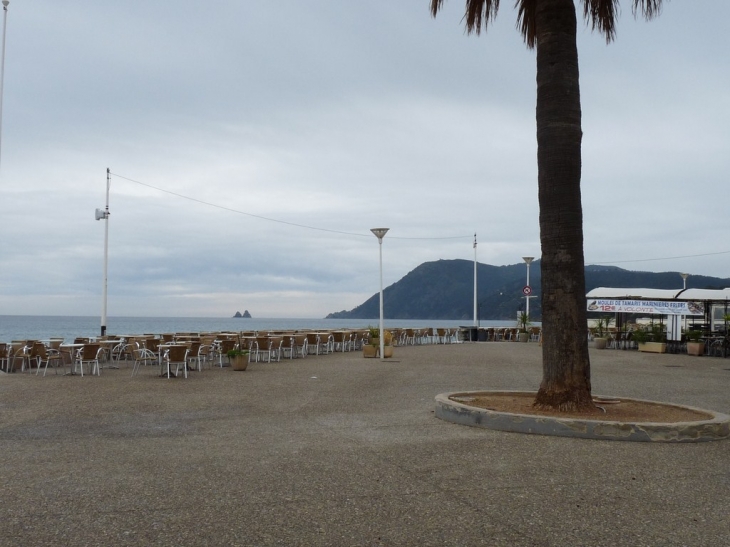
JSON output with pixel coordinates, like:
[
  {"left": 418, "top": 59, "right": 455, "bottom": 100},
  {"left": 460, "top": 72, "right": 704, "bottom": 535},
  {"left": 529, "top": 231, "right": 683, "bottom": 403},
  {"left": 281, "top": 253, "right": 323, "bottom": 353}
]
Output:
[
  {"left": 250, "top": 336, "right": 284, "bottom": 363},
  {"left": 10, "top": 341, "right": 33, "bottom": 373},
  {"left": 0, "top": 343, "right": 10, "bottom": 372},
  {"left": 197, "top": 336, "right": 216, "bottom": 369},
  {"left": 186, "top": 341, "right": 203, "bottom": 371},
  {"left": 161, "top": 345, "right": 189, "bottom": 379},
  {"left": 131, "top": 346, "right": 158, "bottom": 377},
  {"left": 306, "top": 333, "right": 332, "bottom": 355},
  {"left": 74, "top": 343, "right": 103, "bottom": 377},
  {"left": 293, "top": 334, "right": 309, "bottom": 358},
  {"left": 435, "top": 328, "right": 451, "bottom": 344},
  {"left": 350, "top": 330, "right": 367, "bottom": 351},
  {"left": 33, "top": 342, "right": 64, "bottom": 376},
  {"left": 214, "top": 339, "right": 237, "bottom": 368},
  {"left": 331, "top": 331, "right": 352, "bottom": 352}
]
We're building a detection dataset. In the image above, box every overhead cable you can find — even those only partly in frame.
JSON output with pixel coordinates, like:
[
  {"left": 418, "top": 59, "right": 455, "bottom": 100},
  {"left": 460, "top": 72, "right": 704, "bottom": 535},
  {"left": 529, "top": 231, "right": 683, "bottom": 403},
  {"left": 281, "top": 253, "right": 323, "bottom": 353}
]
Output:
[{"left": 109, "top": 171, "right": 471, "bottom": 241}]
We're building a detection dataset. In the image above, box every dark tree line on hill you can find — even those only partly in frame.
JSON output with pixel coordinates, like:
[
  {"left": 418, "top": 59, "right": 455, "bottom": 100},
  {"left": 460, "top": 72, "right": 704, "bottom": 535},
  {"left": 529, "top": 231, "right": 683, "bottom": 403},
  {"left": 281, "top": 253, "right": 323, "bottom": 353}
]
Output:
[{"left": 326, "top": 259, "right": 730, "bottom": 321}]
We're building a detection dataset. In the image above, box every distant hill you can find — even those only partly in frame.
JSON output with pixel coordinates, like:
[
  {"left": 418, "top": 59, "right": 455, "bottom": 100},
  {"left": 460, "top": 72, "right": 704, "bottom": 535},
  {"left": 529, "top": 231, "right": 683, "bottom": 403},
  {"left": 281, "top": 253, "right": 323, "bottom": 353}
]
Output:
[{"left": 325, "top": 260, "right": 730, "bottom": 321}]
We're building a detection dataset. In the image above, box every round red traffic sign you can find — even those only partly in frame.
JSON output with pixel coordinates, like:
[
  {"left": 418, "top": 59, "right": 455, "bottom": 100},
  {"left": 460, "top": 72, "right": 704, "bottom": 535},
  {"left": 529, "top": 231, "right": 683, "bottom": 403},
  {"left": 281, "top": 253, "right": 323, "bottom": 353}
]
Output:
[{"left": 522, "top": 285, "right": 532, "bottom": 296}]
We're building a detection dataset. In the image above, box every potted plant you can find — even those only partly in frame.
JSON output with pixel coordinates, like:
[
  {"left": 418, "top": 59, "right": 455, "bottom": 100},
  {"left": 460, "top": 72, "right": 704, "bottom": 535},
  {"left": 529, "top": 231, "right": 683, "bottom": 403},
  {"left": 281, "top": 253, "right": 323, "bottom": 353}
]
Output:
[
  {"left": 363, "top": 326, "right": 379, "bottom": 358},
  {"left": 637, "top": 324, "right": 667, "bottom": 353},
  {"left": 227, "top": 348, "right": 250, "bottom": 371},
  {"left": 364, "top": 326, "right": 394, "bottom": 358},
  {"left": 382, "top": 330, "right": 394, "bottom": 358},
  {"left": 593, "top": 316, "right": 612, "bottom": 349},
  {"left": 686, "top": 330, "right": 705, "bottom": 356},
  {"left": 516, "top": 312, "right": 530, "bottom": 343},
  {"left": 631, "top": 327, "right": 649, "bottom": 349}
]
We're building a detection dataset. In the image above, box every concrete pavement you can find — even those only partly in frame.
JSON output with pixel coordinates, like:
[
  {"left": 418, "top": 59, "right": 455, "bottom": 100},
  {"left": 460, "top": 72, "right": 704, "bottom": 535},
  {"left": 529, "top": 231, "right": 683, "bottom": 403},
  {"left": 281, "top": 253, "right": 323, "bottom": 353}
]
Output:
[{"left": 1, "top": 342, "right": 728, "bottom": 546}]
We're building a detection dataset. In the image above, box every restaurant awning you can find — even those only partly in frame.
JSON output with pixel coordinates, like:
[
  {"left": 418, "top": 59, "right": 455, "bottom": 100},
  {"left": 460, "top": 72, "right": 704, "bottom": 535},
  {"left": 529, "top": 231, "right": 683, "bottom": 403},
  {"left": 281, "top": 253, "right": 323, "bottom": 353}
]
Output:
[{"left": 586, "top": 287, "right": 730, "bottom": 302}]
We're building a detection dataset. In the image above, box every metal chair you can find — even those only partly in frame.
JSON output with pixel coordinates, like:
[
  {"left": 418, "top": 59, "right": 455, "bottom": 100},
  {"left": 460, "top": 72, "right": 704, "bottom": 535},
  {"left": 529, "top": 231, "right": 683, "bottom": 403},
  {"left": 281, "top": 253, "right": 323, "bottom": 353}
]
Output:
[
  {"left": 74, "top": 344, "right": 102, "bottom": 376},
  {"left": 216, "top": 339, "right": 236, "bottom": 368},
  {"left": 10, "top": 341, "right": 32, "bottom": 373},
  {"left": 34, "top": 342, "right": 64, "bottom": 376},
  {"left": 0, "top": 343, "right": 10, "bottom": 372},
  {"left": 131, "top": 346, "right": 159, "bottom": 377},
  {"left": 186, "top": 341, "right": 202, "bottom": 371},
  {"left": 252, "top": 337, "right": 278, "bottom": 363},
  {"left": 161, "top": 345, "right": 190, "bottom": 378},
  {"left": 332, "top": 331, "right": 352, "bottom": 352}
]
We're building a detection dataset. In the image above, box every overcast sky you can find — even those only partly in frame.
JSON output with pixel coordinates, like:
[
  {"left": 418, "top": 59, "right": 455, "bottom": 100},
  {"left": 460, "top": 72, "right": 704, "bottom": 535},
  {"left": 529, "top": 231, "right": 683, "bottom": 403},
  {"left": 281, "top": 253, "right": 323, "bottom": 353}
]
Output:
[{"left": 1, "top": 1, "right": 728, "bottom": 318}]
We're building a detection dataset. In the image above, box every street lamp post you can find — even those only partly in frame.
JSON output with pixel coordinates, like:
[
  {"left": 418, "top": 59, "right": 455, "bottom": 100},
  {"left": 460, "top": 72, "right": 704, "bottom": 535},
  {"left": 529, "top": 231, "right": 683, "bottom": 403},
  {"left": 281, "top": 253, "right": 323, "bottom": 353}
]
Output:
[
  {"left": 473, "top": 234, "right": 477, "bottom": 327},
  {"left": 95, "top": 169, "right": 111, "bottom": 336},
  {"left": 0, "top": 0, "right": 10, "bottom": 172},
  {"left": 371, "top": 228, "right": 389, "bottom": 360},
  {"left": 522, "top": 256, "right": 534, "bottom": 320}
]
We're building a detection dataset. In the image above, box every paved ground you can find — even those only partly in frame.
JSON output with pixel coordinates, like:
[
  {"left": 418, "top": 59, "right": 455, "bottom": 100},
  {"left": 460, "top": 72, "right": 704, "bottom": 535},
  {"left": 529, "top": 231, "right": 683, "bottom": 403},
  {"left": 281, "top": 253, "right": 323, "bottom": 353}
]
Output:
[{"left": 1, "top": 342, "right": 729, "bottom": 546}]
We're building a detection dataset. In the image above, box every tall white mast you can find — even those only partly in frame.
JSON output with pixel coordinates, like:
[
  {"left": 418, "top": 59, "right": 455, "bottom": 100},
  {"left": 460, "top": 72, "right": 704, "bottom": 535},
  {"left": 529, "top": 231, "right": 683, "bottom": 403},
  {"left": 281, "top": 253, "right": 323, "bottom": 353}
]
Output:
[
  {"left": 96, "top": 169, "right": 111, "bottom": 336},
  {"left": 0, "top": 0, "right": 11, "bottom": 172}
]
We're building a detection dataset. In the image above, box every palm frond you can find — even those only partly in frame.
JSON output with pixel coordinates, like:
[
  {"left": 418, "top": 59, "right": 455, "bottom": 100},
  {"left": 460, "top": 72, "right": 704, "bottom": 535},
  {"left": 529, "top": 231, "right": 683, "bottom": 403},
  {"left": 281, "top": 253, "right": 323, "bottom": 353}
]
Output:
[
  {"left": 632, "top": 0, "right": 663, "bottom": 19},
  {"left": 582, "top": 0, "right": 620, "bottom": 43},
  {"left": 516, "top": 0, "right": 537, "bottom": 48},
  {"left": 430, "top": 0, "right": 445, "bottom": 17},
  {"left": 431, "top": 0, "right": 500, "bottom": 35}
]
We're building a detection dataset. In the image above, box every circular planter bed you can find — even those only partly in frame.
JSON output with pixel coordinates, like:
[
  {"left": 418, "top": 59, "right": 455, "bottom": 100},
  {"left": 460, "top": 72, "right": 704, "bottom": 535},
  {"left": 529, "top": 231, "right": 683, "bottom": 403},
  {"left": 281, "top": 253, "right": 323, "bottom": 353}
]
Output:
[{"left": 435, "top": 390, "right": 730, "bottom": 443}]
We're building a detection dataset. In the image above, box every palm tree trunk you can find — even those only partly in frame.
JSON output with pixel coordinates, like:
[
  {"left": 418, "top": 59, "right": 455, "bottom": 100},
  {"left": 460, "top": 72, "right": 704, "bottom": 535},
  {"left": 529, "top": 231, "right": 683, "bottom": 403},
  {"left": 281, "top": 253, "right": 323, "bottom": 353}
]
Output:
[{"left": 533, "top": 0, "right": 594, "bottom": 411}]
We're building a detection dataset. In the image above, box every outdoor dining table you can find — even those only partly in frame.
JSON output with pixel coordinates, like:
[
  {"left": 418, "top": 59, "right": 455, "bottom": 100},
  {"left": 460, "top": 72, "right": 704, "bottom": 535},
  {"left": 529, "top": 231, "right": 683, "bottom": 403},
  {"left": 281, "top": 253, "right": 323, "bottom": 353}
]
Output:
[
  {"left": 97, "top": 339, "right": 122, "bottom": 368},
  {"left": 59, "top": 343, "right": 86, "bottom": 375}
]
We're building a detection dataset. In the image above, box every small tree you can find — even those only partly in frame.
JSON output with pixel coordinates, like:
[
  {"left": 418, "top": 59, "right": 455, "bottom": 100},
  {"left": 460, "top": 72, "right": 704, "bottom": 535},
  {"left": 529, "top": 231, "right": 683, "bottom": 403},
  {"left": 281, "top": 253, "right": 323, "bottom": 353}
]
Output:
[
  {"left": 595, "top": 316, "right": 613, "bottom": 338},
  {"left": 517, "top": 311, "right": 531, "bottom": 333}
]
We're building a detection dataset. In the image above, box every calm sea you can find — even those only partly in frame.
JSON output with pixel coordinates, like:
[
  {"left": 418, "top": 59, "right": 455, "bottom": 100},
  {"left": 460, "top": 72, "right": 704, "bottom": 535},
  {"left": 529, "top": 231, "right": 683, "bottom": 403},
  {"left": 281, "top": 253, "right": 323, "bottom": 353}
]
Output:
[{"left": 0, "top": 316, "right": 517, "bottom": 342}]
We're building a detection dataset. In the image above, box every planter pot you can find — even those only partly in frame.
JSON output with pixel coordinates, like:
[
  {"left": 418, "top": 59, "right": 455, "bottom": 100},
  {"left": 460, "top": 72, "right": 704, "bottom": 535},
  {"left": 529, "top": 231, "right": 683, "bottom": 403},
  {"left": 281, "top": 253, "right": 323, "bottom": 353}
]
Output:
[
  {"left": 594, "top": 337, "right": 608, "bottom": 350},
  {"left": 518, "top": 332, "right": 529, "bottom": 343},
  {"left": 686, "top": 342, "right": 705, "bottom": 356},
  {"left": 230, "top": 355, "right": 249, "bottom": 371},
  {"left": 363, "top": 344, "right": 393, "bottom": 358},
  {"left": 638, "top": 342, "right": 667, "bottom": 354},
  {"left": 363, "top": 345, "right": 378, "bottom": 358}
]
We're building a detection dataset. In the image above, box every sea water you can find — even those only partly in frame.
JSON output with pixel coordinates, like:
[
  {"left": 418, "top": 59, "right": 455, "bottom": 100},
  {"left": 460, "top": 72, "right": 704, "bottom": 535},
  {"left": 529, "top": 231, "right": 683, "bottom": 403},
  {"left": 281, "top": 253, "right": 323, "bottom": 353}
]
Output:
[{"left": 0, "top": 316, "right": 518, "bottom": 342}]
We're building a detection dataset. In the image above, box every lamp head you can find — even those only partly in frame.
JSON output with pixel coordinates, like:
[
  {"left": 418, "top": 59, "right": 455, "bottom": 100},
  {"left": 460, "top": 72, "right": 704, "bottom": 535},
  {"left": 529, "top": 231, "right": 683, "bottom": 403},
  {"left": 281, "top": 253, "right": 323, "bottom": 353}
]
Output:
[
  {"left": 370, "top": 228, "right": 389, "bottom": 241},
  {"left": 2, "top": 1, "right": 8, "bottom": 8}
]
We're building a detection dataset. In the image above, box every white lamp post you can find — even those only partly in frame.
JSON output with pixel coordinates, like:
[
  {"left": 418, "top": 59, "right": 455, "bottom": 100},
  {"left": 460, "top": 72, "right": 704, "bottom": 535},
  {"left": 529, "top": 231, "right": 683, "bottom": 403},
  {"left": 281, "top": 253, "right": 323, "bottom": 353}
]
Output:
[
  {"left": 0, "top": 0, "right": 10, "bottom": 172},
  {"left": 473, "top": 233, "right": 478, "bottom": 327},
  {"left": 522, "top": 256, "right": 534, "bottom": 320},
  {"left": 371, "top": 228, "right": 389, "bottom": 360},
  {"left": 95, "top": 169, "right": 111, "bottom": 336}
]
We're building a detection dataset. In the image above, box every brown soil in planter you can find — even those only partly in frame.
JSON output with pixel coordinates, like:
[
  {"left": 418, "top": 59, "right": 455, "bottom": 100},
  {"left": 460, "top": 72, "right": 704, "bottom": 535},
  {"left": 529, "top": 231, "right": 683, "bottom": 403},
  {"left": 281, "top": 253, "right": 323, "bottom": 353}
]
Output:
[{"left": 451, "top": 392, "right": 714, "bottom": 423}]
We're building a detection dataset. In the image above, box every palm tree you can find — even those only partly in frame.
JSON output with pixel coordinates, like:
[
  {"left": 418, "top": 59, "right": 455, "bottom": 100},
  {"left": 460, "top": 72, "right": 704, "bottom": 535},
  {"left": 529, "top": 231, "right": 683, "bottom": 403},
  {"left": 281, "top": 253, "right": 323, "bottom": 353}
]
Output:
[{"left": 431, "top": 0, "right": 663, "bottom": 411}]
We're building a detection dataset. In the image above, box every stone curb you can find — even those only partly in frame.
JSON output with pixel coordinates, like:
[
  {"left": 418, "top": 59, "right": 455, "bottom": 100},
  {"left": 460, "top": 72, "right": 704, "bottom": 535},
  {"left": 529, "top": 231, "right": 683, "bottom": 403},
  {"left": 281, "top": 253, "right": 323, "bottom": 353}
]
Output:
[{"left": 435, "top": 390, "right": 730, "bottom": 443}]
